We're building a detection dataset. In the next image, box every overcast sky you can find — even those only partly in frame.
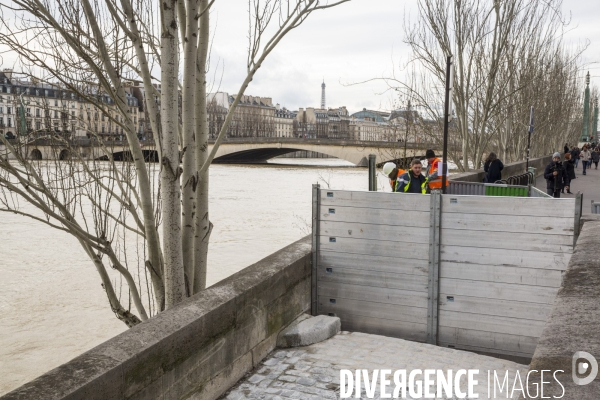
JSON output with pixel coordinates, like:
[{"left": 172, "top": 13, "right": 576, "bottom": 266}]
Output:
[
  {"left": 1, "top": 0, "right": 597, "bottom": 114},
  {"left": 209, "top": 0, "right": 600, "bottom": 114}
]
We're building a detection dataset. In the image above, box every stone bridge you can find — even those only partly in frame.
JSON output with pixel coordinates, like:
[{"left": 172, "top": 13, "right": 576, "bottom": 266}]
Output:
[{"left": 3, "top": 137, "right": 444, "bottom": 166}]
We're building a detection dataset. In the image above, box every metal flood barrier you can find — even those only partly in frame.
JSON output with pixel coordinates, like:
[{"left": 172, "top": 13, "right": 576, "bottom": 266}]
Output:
[
  {"left": 531, "top": 186, "right": 552, "bottom": 198},
  {"left": 312, "top": 185, "right": 582, "bottom": 359},
  {"left": 447, "top": 181, "right": 530, "bottom": 197}
]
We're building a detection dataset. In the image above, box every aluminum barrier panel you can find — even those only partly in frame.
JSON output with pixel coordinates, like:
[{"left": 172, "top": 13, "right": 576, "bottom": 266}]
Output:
[
  {"left": 447, "top": 181, "right": 531, "bottom": 197},
  {"left": 531, "top": 186, "right": 553, "bottom": 198},
  {"left": 438, "top": 195, "right": 575, "bottom": 359},
  {"left": 313, "top": 188, "right": 431, "bottom": 342},
  {"left": 312, "top": 185, "right": 580, "bottom": 359}
]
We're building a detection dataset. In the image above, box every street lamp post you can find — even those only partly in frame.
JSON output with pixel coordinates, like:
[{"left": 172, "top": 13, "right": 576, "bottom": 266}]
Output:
[
  {"left": 526, "top": 106, "right": 534, "bottom": 171},
  {"left": 581, "top": 72, "right": 591, "bottom": 143},
  {"left": 593, "top": 96, "right": 599, "bottom": 141},
  {"left": 441, "top": 55, "right": 453, "bottom": 194}
]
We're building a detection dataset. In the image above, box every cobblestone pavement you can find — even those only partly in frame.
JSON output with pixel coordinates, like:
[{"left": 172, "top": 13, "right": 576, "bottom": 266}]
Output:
[{"left": 221, "top": 332, "right": 529, "bottom": 400}]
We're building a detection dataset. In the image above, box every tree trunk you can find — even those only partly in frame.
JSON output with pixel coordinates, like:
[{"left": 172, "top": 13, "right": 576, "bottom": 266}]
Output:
[
  {"left": 161, "top": 0, "right": 186, "bottom": 309},
  {"left": 193, "top": 0, "right": 211, "bottom": 293},
  {"left": 180, "top": 0, "right": 199, "bottom": 296}
]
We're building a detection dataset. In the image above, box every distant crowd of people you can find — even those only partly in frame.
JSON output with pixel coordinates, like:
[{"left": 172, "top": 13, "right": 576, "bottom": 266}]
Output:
[
  {"left": 544, "top": 142, "right": 600, "bottom": 198},
  {"left": 383, "top": 149, "right": 505, "bottom": 193},
  {"left": 382, "top": 144, "right": 599, "bottom": 198}
]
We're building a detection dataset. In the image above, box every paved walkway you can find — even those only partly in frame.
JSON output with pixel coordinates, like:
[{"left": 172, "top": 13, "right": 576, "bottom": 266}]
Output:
[
  {"left": 535, "top": 161, "right": 600, "bottom": 212},
  {"left": 220, "top": 332, "right": 528, "bottom": 400}
]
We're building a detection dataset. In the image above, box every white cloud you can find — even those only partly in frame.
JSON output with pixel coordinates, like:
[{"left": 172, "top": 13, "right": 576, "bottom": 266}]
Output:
[{"left": 210, "top": 0, "right": 600, "bottom": 113}]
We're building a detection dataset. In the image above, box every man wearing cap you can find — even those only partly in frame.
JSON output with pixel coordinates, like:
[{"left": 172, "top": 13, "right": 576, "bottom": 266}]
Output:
[
  {"left": 382, "top": 162, "right": 406, "bottom": 192},
  {"left": 544, "top": 152, "right": 569, "bottom": 198},
  {"left": 424, "top": 149, "right": 446, "bottom": 192}
]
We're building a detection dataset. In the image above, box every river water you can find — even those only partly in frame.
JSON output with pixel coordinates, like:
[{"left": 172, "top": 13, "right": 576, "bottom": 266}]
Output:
[{"left": 0, "top": 158, "right": 389, "bottom": 395}]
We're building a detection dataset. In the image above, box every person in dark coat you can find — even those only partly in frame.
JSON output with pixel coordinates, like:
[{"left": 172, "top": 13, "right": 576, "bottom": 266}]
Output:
[
  {"left": 544, "top": 152, "right": 569, "bottom": 198},
  {"left": 484, "top": 152, "right": 504, "bottom": 183},
  {"left": 563, "top": 153, "right": 575, "bottom": 194},
  {"left": 592, "top": 148, "right": 600, "bottom": 169},
  {"left": 564, "top": 144, "right": 570, "bottom": 154},
  {"left": 571, "top": 147, "right": 580, "bottom": 168}
]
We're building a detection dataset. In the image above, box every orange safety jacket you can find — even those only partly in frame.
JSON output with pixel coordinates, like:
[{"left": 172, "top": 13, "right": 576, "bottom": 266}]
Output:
[
  {"left": 389, "top": 169, "right": 407, "bottom": 192},
  {"left": 426, "top": 158, "right": 448, "bottom": 190}
]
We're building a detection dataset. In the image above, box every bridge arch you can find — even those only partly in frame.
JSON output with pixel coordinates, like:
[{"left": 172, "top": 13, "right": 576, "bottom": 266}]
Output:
[
  {"left": 30, "top": 149, "right": 43, "bottom": 160},
  {"left": 213, "top": 147, "right": 334, "bottom": 164},
  {"left": 209, "top": 140, "right": 434, "bottom": 166},
  {"left": 98, "top": 149, "right": 159, "bottom": 162},
  {"left": 59, "top": 149, "right": 71, "bottom": 160}
]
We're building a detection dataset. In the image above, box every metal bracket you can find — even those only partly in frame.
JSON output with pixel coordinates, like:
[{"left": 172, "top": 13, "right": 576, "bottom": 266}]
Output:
[{"left": 427, "top": 190, "right": 442, "bottom": 345}]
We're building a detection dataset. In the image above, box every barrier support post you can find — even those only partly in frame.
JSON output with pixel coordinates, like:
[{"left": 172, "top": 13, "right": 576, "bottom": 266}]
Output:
[
  {"left": 311, "top": 184, "right": 320, "bottom": 316},
  {"left": 427, "top": 190, "right": 442, "bottom": 345}
]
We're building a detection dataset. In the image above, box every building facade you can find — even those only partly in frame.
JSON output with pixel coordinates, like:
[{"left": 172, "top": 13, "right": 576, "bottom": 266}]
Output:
[
  {"left": 0, "top": 69, "right": 141, "bottom": 142},
  {"left": 348, "top": 108, "right": 426, "bottom": 142},
  {"left": 294, "top": 106, "right": 351, "bottom": 139},
  {"left": 207, "top": 92, "right": 277, "bottom": 138}
]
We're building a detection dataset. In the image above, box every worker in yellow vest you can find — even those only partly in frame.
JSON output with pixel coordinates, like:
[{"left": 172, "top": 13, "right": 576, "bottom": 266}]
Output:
[
  {"left": 382, "top": 162, "right": 406, "bottom": 192},
  {"left": 397, "top": 159, "right": 428, "bottom": 194},
  {"left": 425, "top": 149, "right": 448, "bottom": 191}
]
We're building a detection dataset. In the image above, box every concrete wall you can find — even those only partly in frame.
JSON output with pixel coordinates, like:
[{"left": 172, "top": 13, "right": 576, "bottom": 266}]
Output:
[
  {"left": 451, "top": 154, "right": 553, "bottom": 182},
  {"left": 2, "top": 237, "right": 312, "bottom": 400},
  {"left": 524, "top": 216, "right": 600, "bottom": 399}
]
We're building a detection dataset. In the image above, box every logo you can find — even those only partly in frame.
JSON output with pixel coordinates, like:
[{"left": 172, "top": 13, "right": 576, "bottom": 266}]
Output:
[{"left": 572, "top": 351, "right": 598, "bottom": 386}]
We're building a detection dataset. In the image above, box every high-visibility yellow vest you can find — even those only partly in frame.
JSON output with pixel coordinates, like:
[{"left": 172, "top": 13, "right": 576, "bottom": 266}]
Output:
[{"left": 403, "top": 173, "right": 428, "bottom": 194}]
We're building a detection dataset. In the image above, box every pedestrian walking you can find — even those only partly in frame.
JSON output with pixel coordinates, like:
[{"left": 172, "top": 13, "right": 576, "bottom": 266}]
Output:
[
  {"left": 571, "top": 147, "right": 580, "bottom": 168},
  {"left": 564, "top": 143, "right": 570, "bottom": 154},
  {"left": 544, "top": 152, "right": 568, "bottom": 198},
  {"left": 396, "top": 159, "right": 428, "bottom": 194},
  {"left": 580, "top": 146, "right": 591, "bottom": 175},
  {"left": 592, "top": 148, "right": 600, "bottom": 169},
  {"left": 483, "top": 152, "right": 504, "bottom": 183},
  {"left": 563, "top": 153, "right": 575, "bottom": 194}
]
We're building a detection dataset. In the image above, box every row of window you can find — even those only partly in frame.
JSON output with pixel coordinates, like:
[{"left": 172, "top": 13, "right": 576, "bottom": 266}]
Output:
[
  {"left": 0, "top": 105, "right": 137, "bottom": 123},
  {"left": 0, "top": 90, "right": 139, "bottom": 109}
]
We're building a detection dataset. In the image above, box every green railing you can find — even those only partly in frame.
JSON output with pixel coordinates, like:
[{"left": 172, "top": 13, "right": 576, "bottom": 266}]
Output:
[{"left": 484, "top": 184, "right": 529, "bottom": 197}]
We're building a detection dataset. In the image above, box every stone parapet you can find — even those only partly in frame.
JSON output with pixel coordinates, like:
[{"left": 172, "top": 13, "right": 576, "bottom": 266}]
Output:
[{"left": 2, "top": 237, "right": 312, "bottom": 400}]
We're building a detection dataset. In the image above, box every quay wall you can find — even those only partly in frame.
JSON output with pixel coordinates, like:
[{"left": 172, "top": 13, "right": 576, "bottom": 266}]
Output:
[
  {"left": 524, "top": 216, "right": 600, "bottom": 399},
  {"left": 2, "top": 237, "right": 312, "bottom": 400}
]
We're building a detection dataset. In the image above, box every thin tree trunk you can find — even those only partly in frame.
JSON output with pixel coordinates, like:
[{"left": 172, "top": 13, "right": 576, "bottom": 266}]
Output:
[
  {"left": 161, "top": 0, "right": 186, "bottom": 309},
  {"left": 180, "top": 0, "right": 199, "bottom": 295},
  {"left": 193, "top": 0, "right": 211, "bottom": 293}
]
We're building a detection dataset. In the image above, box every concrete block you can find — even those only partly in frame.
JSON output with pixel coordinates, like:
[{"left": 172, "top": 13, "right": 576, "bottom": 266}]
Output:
[{"left": 277, "top": 315, "right": 341, "bottom": 348}]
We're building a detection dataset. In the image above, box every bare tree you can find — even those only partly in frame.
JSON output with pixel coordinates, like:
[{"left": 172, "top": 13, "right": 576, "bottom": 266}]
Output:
[
  {"left": 370, "top": 0, "right": 585, "bottom": 171},
  {"left": 0, "top": 0, "right": 349, "bottom": 325}
]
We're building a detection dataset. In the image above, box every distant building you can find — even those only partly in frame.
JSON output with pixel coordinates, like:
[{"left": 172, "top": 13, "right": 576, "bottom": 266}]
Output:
[
  {"left": 294, "top": 106, "right": 351, "bottom": 139},
  {"left": 349, "top": 108, "right": 425, "bottom": 142},
  {"left": 0, "top": 68, "right": 141, "bottom": 141},
  {"left": 207, "top": 92, "right": 276, "bottom": 138},
  {"left": 274, "top": 104, "right": 296, "bottom": 138}
]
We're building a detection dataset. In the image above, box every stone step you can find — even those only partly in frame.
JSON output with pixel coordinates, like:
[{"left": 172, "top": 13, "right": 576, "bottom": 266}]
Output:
[{"left": 277, "top": 314, "right": 341, "bottom": 348}]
